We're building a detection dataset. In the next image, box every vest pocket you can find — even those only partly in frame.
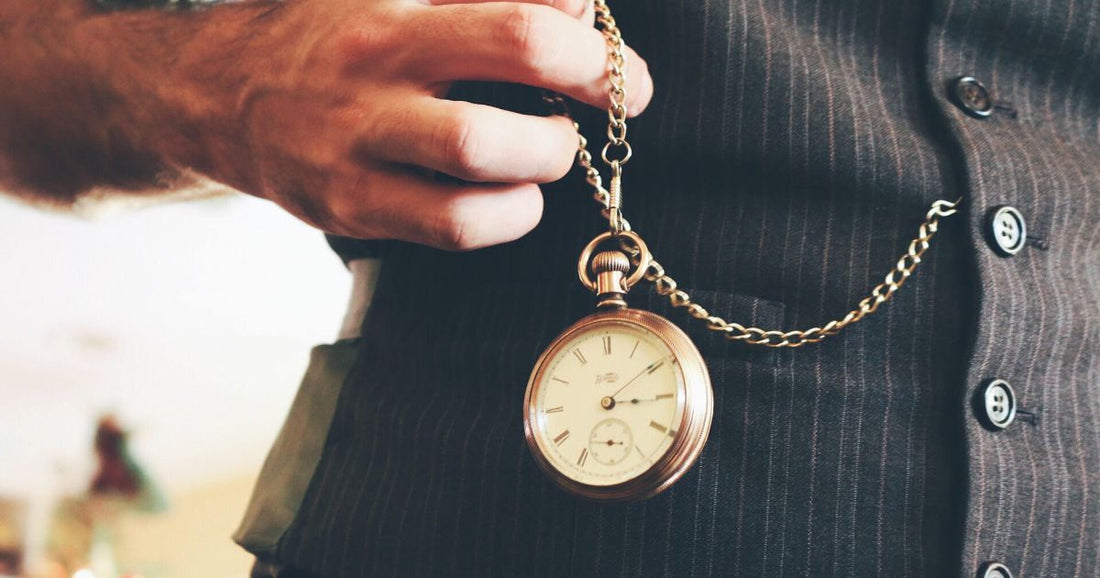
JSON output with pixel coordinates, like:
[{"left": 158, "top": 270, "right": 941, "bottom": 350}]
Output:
[{"left": 233, "top": 338, "right": 362, "bottom": 558}]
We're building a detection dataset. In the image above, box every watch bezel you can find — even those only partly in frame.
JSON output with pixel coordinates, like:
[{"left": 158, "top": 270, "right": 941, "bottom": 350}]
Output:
[{"left": 523, "top": 308, "right": 713, "bottom": 502}]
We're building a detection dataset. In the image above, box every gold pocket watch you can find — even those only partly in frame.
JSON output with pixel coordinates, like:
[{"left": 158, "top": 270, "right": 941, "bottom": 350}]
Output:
[
  {"left": 522, "top": 0, "right": 959, "bottom": 502},
  {"left": 523, "top": 231, "right": 713, "bottom": 502}
]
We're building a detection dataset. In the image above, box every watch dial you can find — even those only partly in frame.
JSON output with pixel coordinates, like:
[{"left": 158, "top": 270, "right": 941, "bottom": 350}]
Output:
[{"left": 532, "top": 321, "right": 684, "bottom": 486}]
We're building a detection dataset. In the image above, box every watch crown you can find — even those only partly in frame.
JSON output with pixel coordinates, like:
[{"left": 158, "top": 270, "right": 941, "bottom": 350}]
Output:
[
  {"left": 591, "top": 250, "right": 631, "bottom": 275},
  {"left": 591, "top": 250, "right": 631, "bottom": 309}
]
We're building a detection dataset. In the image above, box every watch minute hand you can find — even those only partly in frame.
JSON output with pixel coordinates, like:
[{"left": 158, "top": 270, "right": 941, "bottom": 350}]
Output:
[{"left": 610, "top": 360, "right": 659, "bottom": 401}]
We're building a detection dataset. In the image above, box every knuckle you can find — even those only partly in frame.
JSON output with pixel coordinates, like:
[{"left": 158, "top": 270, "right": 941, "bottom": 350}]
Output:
[
  {"left": 324, "top": 197, "right": 363, "bottom": 236},
  {"left": 290, "top": 192, "right": 343, "bottom": 233},
  {"left": 336, "top": 16, "right": 401, "bottom": 63},
  {"left": 436, "top": 111, "right": 488, "bottom": 178},
  {"left": 296, "top": 178, "right": 379, "bottom": 238},
  {"left": 431, "top": 199, "right": 481, "bottom": 251},
  {"left": 500, "top": 4, "right": 553, "bottom": 73}
]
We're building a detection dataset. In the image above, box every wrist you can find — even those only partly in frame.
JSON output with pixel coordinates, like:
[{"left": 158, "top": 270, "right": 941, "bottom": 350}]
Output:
[
  {"left": 75, "top": 2, "right": 287, "bottom": 196},
  {"left": 0, "top": 0, "right": 284, "bottom": 204},
  {"left": 0, "top": 0, "right": 144, "bottom": 202}
]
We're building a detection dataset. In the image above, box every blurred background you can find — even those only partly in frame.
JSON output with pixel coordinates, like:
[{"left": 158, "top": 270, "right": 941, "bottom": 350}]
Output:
[{"left": 0, "top": 194, "right": 351, "bottom": 577}]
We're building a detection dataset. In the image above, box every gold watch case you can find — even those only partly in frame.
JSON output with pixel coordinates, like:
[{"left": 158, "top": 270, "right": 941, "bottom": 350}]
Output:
[{"left": 523, "top": 307, "right": 713, "bottom": 502}]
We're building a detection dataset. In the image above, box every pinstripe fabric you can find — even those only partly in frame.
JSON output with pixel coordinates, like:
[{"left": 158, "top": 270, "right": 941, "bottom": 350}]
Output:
[
  {"left": 927, "top": 1, "right": 1100, "bottom": 575},
  {"left": 243, "top": 0, "right": 1100, "bottom": 575}
]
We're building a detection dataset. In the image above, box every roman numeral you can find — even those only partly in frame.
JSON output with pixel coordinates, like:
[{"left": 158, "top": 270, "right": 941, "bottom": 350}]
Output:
[
  {"left": 573, "top": 349, "right": 587, "bottom": 365},
  {"left": 544, "top": 406, "right": 564, "bottom": 413},
  {"left": 649, "top": 420, "right": 668, "bottom": 434},
  {"left": 553, "top": 430, "right": 570, "bottom": 446},
  {"left": 577, "top": 448, "right": 589, "bottom": 467},
  {"left": 603, "top": 336, "right": 612, "bottom": 355}
]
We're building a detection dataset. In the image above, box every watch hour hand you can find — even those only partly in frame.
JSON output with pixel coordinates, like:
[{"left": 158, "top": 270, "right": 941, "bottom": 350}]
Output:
[{"left": 629, "top": 393, "right": 675, "bottom": 404}]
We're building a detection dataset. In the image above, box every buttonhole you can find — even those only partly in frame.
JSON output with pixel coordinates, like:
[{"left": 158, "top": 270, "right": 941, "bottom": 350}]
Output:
[
  {"left": 1026, "top": 234, "right": 1049, "bottom": 251},
  {"left": 993, "top": 100, "right": 1018, "bottom": 119},
  {"left": 1015, "top": 410, "right": 1039, "bottom": 426}
]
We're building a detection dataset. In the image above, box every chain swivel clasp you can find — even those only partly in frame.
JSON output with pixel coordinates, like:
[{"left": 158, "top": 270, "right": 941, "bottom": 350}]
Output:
[{"left": 607, "top": 160, "right": 625, "bottom": 235}]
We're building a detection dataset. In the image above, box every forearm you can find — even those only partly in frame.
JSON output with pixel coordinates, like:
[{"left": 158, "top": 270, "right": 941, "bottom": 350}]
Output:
[
  {"left": 0, "top": 0, "right": 654, "bottom": 251},
  {"left": 0, "top": 0, "right": 277, "bottom": 205}
]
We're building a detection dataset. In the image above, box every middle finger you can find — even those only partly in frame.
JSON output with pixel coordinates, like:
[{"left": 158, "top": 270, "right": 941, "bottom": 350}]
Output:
[{"left": 401, "top": 2, "right": 653, "bottom": 116}]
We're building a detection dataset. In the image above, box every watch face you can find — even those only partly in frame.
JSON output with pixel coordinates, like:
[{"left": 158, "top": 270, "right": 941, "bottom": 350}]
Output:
[{"left": 529, "top": 319, "right": 685, "bottom": 487}]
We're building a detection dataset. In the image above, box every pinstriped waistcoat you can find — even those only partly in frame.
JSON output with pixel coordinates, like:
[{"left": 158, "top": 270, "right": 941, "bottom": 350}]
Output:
[{"left": 235, "top": 0, "right": 1100, "bottom": 575}]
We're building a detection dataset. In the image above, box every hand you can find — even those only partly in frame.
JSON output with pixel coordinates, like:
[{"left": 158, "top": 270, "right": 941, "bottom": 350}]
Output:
[{"left": 64, "top": 0, "right": 654, "bottom": 250}]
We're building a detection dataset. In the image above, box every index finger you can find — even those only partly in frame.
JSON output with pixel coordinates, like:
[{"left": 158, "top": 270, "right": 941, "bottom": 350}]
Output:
[{"left": 402, "top": 3, "right": 653, "bottom": 116}]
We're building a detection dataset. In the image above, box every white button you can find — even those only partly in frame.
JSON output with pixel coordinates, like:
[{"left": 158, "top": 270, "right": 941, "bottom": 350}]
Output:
[
  {"left": 980, "top": 561, "right": 1014, "bottom": 578},
  {"left": 981, "top": 379, "right": 1017, "bottom": 430},
  {"left": 989, "top": 206, "right": 1027, "bottom": 256}
]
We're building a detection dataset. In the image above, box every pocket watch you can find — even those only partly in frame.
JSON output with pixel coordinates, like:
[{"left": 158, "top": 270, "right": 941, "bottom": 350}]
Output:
[
  {"left": 523, "top": 232, "right": 713, "bottom": 502},
  {"left": 522, "top": 0, "right": 959, "bottom": 502}
]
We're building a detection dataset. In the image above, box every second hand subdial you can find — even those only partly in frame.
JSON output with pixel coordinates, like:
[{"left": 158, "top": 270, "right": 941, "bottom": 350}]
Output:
[{"left": 589, "top": 418, "right": 634, "bottom": 466}]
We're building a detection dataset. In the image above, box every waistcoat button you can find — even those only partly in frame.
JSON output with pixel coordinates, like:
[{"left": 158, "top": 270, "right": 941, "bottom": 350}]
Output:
[
  {"left": 978, "top": 561, "right": 1013, "bottom": 578},
  {"left": 979, "top": 379, "right": 1017, "bottom": 430},
  {"left": 987, "top": 206, "right": 1027, "bottom": 256},
  {"left": 952, "top": 76, "right": 995, "bottom": 118}
]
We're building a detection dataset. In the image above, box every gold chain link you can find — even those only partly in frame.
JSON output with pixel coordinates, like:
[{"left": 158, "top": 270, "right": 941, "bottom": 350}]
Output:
[
  {"left": 621, "top": 200, "right": 961, "bottom": 347},
  {"left": 544, "top": 0, "right": 962, "bottom": 348}
]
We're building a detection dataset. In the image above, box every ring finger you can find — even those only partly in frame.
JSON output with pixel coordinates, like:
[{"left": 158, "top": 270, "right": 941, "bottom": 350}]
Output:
[{"left": 359, "top": 94, "right": 579, "bottom": 183}]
